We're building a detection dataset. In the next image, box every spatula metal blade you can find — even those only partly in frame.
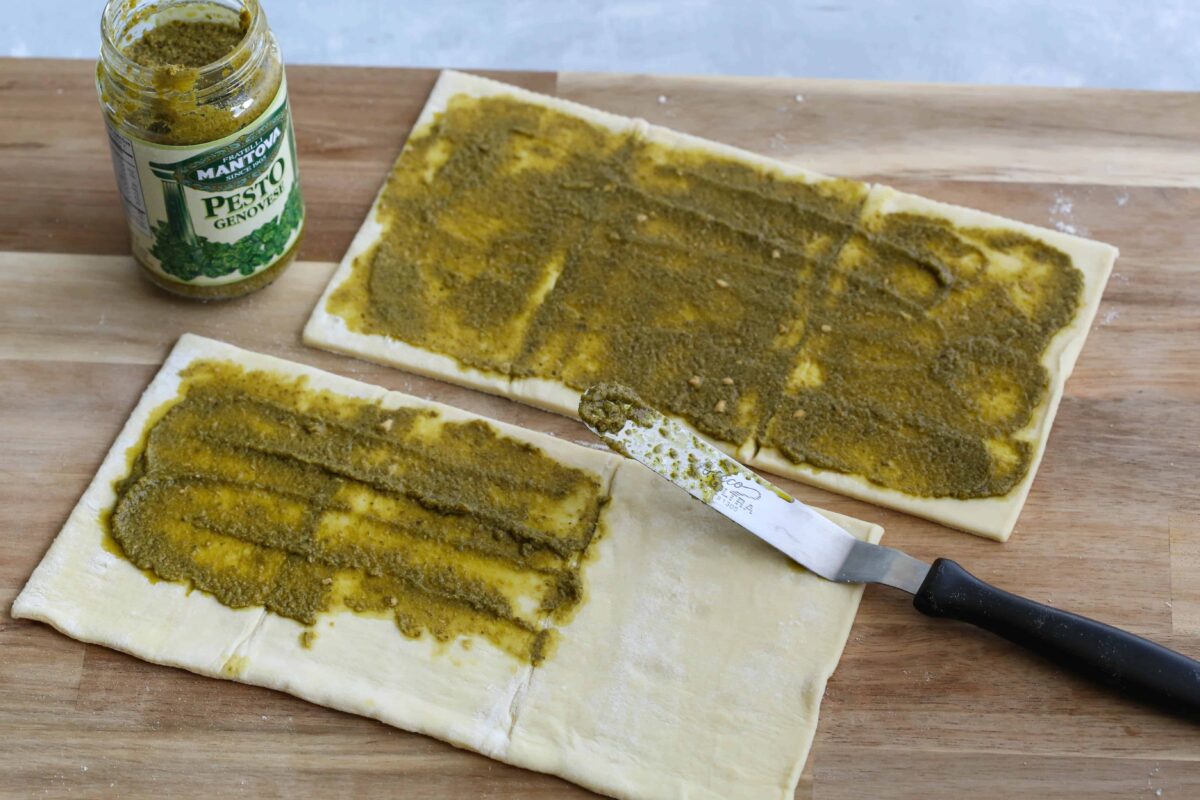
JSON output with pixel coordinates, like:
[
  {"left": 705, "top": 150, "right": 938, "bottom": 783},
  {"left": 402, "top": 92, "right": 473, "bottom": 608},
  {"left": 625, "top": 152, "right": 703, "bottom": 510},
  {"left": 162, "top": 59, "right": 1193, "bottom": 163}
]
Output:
[{"left": 579, "top": 384, "right": 929, "bottom": 593}]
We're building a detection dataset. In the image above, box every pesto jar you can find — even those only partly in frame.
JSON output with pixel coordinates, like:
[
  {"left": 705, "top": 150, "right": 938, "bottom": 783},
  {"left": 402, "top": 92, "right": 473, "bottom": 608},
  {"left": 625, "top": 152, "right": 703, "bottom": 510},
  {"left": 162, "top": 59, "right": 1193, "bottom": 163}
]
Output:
[{"left": 97, "top": 0, "right": 304, "bottom": 299}]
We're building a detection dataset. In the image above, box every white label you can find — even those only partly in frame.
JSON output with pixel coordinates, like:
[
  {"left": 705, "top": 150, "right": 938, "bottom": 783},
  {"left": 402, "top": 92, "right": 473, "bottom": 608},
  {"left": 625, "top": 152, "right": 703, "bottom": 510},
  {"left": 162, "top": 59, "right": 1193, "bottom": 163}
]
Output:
[
  {"left": 106, "top": 125, "right": 150, "bottom": 236},
  {"left": 104, "top": 77, "right": 303, "bottom": 286}
]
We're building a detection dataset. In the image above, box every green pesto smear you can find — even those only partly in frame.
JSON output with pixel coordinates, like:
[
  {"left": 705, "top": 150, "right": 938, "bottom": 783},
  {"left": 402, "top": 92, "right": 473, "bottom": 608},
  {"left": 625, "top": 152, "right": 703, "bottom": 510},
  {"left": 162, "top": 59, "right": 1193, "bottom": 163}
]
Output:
[
  {"left": 578, "top": 382, "right": 657, "bottom": 435},
  {"left": 579, "top": 382, "right": 774, "bottom": 507},
  {"left": 108, "top": 359, "right": 607, "bottom": 665},
  {"left": 328, "top": 93, "right": 1084, "bottom": 500}
]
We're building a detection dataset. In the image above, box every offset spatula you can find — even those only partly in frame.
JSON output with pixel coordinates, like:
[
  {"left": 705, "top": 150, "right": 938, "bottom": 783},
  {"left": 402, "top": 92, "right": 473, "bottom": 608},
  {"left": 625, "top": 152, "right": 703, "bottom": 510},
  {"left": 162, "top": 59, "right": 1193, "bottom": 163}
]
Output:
[{"left": 578, "top": 383, "right": 1200, "bottom": 717}]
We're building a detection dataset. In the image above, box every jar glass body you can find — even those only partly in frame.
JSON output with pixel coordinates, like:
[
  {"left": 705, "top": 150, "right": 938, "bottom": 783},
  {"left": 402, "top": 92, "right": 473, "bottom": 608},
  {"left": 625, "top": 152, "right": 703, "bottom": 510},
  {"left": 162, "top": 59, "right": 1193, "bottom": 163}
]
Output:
[{"left": 97, "top": 0, "right": 304, "bottom": 299}]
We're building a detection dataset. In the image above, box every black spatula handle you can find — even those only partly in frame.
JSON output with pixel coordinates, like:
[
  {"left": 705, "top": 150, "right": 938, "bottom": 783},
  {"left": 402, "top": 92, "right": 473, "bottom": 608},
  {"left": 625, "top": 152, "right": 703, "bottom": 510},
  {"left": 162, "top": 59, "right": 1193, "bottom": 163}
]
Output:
[{"left": 913, "top": 558, "right": 1200, "bottom": 717}]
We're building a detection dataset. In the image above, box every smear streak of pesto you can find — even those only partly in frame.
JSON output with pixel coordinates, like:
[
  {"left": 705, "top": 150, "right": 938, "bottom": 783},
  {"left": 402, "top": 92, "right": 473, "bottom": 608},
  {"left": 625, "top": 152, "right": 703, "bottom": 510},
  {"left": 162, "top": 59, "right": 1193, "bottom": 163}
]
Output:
[
  {"left": 110, "top": 360, "right": 607, "bottom": 665},
  {"left": 328, "top": 93, "right": 1084, "bottom": 500}
]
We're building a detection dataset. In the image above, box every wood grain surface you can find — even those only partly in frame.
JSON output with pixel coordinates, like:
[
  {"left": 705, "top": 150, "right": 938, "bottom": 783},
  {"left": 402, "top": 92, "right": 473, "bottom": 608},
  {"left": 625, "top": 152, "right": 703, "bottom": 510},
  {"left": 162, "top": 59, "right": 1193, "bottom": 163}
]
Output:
[{"left": 2, "top": 58, "right": 1199, "bottom": 799}]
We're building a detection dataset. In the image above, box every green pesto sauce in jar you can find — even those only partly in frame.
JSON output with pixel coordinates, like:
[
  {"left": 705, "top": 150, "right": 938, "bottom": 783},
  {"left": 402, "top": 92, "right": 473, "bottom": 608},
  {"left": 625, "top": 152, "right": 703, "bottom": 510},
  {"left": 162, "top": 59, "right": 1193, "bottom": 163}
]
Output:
[
  {"left": 114, "top": 12, "right": 259, "bottom": 146},
  {"left": 98, "top": 0, "right": 304, "bottom": 300},
  {"left": 328, "top": 93, "right": 1083, "bottom": 500},
  {"left": 108, "top": 360, "right": 607, "bottom": 665},
  {"left": 125, "top": 19, "right": 246, "bottom": 71}
]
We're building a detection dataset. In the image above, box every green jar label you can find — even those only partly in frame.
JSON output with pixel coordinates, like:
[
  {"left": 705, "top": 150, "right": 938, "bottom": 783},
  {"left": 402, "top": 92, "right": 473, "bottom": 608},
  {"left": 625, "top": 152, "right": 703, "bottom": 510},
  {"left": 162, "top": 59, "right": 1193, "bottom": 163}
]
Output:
[{"left": 104, "top": 77, "right": 303, "bottom": 286}]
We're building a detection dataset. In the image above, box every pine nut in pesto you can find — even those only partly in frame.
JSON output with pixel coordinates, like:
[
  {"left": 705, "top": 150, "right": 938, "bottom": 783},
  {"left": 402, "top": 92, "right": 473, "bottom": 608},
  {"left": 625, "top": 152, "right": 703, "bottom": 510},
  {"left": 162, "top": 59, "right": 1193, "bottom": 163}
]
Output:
[{"left": 97, "top": 0, "right": 304, "bottom": 299}]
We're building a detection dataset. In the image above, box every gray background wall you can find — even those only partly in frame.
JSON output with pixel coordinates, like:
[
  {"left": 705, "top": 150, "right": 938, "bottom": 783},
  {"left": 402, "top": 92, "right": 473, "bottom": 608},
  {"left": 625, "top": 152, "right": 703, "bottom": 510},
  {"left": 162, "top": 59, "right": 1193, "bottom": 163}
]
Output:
[{"left": 6, "top": 0, "right": 1198, "bottom": 90}]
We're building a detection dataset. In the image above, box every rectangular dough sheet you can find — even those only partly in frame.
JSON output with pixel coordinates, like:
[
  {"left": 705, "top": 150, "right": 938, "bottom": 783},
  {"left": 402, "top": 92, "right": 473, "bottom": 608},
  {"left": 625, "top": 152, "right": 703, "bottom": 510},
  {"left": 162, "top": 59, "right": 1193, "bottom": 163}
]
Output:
[
  {"left": 303, "top": 70, "right": 1117, "bottom": 542},
  {"left": 12, "top": 333, "right": 883, "bottom": 800}
]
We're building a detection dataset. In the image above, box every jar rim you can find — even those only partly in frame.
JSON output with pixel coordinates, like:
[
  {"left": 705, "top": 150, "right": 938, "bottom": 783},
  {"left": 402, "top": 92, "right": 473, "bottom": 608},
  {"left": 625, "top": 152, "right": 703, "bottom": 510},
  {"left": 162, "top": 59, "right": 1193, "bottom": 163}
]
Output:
[{"left": 99, "top": 0, "right": 267, "bottom": 102}]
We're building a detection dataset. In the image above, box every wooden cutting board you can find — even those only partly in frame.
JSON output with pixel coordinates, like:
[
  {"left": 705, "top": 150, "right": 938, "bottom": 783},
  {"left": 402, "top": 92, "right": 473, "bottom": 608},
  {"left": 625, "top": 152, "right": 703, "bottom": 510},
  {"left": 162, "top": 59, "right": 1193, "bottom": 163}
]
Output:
[{"left": 2, "top": 58, "right": 1198, "bottom": 799}]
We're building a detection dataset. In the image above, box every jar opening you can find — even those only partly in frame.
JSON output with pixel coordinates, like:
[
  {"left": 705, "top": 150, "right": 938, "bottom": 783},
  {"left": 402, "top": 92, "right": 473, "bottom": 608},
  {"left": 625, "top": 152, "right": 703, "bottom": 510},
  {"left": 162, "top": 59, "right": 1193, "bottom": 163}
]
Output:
[{"left": 100, "top": 0, "right": 266, "bottom": 102}]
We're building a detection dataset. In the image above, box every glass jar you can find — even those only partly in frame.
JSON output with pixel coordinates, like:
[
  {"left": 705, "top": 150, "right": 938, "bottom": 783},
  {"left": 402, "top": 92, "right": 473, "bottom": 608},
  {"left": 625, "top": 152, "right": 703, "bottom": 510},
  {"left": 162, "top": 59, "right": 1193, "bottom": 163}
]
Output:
[{"left": 97, "top": 0, "right": 304, "bottom": 300}]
